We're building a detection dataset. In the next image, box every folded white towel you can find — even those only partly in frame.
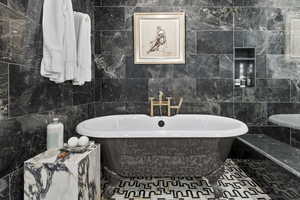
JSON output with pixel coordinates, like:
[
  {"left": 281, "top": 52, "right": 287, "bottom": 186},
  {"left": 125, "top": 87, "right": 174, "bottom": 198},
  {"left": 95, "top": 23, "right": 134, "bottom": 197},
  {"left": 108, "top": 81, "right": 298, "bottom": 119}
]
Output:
[
  {"left": 73, "top": 12, "right": 92, "bottom": 86},
  {"left": 41, "top": 0, "right": 77, "bottom": 83}
]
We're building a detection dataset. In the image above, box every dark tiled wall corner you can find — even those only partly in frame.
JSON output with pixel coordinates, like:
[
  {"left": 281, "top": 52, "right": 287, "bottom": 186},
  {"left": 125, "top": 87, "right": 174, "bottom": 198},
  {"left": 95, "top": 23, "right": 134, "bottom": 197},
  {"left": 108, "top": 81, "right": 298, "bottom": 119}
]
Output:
[
  {"left": 0, "top": 167, "right": 23, "bottom": 200},
  {"left": 93, "top": 0, "right": 300, "bottom": 148},
  {"left": 0, "top": 0, "right": 95, "bottom": 199}
]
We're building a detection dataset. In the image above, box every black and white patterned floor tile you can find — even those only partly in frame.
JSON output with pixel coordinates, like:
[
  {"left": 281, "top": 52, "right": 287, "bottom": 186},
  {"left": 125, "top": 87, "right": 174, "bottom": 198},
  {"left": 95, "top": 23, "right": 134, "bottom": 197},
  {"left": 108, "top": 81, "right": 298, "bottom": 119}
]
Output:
[{"left": 101, "top": 159, "right": 300, "bottom": 200}]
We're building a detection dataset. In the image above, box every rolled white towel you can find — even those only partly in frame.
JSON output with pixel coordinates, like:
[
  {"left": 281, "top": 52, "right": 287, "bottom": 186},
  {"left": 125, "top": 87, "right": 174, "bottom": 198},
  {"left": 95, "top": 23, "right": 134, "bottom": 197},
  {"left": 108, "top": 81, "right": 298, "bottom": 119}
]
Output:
[
  {"left": 73, "top": 11, "right": 92, "bottom": 86},
  {"left": 41, "top": 0, "right": 77, "bottom": 83}
]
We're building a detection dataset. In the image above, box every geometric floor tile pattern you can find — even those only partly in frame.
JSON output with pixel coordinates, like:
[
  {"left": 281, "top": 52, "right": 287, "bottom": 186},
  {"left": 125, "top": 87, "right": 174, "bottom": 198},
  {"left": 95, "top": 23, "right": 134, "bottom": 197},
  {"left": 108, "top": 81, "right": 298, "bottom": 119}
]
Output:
[{"left": 102, "top": 159, "right": 300, "bottom": 200}]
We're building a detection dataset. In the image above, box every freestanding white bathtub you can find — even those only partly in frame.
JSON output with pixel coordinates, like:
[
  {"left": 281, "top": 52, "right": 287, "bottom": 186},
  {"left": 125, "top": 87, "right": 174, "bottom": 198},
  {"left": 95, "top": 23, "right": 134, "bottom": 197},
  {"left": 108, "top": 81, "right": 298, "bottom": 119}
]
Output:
[
  {"left": 76, "top": 114, "right": 248, "bottom": 196},
  {"left": 77, "top": 114, "right": 248, "bottom": 138}
]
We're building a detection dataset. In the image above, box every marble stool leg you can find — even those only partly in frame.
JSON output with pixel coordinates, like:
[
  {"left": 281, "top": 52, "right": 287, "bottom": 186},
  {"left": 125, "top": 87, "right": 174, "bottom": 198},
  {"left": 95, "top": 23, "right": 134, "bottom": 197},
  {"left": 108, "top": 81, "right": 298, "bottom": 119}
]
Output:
[{"left": 103, "top": 167, "right": 122, "bottom": 199}]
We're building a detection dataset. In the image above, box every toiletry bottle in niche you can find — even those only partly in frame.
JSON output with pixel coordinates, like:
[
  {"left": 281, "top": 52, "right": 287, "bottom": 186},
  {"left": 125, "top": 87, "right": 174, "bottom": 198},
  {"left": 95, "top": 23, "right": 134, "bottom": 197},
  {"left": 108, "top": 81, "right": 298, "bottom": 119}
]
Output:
[
  {"left": 47, "top": 118, "right": 64, "bottom": 150},
  {"left": 239, "top": 63, "right": 246, "bottom": 88},
  {"left": 246, "top": 64, "right": 254, "bottom": 87}
]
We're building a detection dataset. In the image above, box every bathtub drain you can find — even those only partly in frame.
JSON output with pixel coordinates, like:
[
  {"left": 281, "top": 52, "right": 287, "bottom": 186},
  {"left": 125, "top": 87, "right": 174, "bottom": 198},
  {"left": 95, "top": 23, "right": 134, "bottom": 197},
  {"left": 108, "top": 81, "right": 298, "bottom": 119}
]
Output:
[{"left": 158, "top": 120, "right": 165, "bottom": 127}]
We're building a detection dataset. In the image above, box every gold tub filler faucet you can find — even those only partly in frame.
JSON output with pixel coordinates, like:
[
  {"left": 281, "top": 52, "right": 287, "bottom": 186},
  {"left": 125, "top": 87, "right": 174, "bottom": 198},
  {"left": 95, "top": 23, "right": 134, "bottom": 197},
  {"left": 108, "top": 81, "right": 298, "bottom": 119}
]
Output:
[{"left": 149, "top": 91, "right": 183, "bottom": 117}]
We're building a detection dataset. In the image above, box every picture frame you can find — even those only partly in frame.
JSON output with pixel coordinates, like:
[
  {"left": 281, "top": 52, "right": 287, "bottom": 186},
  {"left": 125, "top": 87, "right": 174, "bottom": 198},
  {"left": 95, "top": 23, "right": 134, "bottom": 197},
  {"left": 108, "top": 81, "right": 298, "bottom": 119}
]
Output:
[
  {"left": 286, "top": 12, "right": 300, "bottom": 60},
  {"left": 134, "top": 12, "right": 186, "bottom": 64}
]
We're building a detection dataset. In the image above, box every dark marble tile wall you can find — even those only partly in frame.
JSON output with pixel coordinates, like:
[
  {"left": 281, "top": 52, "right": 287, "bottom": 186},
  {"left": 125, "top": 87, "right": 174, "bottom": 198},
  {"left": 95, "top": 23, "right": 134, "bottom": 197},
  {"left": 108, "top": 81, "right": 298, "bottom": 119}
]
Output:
[
  {"left": 0, "top": 0, "right": 95, "bottom": 199},
  {"left": 93, "top": 0, "right": 300, "bottom": 148},
  {"left": 1, "top": 0, "right": 300, "bottom": 197}
]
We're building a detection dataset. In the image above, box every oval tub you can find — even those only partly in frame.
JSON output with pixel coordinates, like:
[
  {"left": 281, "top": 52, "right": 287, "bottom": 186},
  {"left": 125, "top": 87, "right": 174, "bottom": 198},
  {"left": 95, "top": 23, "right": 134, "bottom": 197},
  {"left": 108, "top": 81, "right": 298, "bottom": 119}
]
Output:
[{"left": 77, "top": 114, "right": 248, "bottom": 179}]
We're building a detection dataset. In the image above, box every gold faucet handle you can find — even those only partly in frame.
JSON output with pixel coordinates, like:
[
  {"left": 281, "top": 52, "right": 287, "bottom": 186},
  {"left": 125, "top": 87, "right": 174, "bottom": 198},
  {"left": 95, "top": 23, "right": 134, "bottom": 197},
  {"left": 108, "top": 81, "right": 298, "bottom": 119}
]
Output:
[
  {"left": 178, "top": 97, "right": 183, "bottom": 108},
  {"left": 170, "top": 97, "right": 184, "bottom": 109},
  {"left": 159, "top": 91, "right": 164, "bottom": 101}
]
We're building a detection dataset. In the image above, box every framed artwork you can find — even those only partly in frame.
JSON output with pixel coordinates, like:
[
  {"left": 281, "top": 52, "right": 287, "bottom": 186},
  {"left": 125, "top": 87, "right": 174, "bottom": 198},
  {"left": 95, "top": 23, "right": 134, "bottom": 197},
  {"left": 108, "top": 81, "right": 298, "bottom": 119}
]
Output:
[
  {"left": 286, "top": 12, "right": 300, "bottom": 59},
  {"left": 134, "top": 12, "right": 185, "bottom": 64}
]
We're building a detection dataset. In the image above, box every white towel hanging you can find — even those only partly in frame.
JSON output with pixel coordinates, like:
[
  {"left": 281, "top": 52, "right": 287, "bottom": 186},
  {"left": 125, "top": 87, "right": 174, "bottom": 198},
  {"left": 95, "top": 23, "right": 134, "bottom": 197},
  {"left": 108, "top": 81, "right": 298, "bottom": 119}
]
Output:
[
  {"left": 73, "top": 11, "right": 92, "bottom": 86},
  {"left": 41, "top": 0, "right": 77, "bottom": 83}
]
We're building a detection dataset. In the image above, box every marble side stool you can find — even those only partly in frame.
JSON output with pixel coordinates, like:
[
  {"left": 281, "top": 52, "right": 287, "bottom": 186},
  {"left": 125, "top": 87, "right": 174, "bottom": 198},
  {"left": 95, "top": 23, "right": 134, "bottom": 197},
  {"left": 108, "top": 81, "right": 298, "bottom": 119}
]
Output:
[{"left": 24, "top": 144, "right": 101, "bottom": 200}]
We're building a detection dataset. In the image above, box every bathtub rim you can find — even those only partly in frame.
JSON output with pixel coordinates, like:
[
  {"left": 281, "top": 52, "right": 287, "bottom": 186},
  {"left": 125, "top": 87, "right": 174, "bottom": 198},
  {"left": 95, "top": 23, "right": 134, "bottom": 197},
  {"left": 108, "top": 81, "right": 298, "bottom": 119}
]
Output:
[{"left": 76, "top": 114, "right": 248, "bottom": 138}]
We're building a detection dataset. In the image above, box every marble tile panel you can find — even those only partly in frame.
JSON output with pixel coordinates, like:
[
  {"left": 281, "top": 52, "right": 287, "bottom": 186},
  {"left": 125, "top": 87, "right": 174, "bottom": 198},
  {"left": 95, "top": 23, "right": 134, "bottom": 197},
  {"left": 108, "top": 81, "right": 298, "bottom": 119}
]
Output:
[
  {"left": 126, "top": 78, "right": 148, "bottom": 102},
  {"left": 72, "top": 83, "right": 94, "bottom": 106},
  {"left": 196, "top": 79, "right": 233, "bottom": 102},
  {"left": 24, "top": 0, "right": 43, "bottom": 23},
  {"left": 9, "top": 167, "right": 23, "bottom": 200},
  {"left": 0, "top": 19, "right": 9, "bottom": 61},
  {"left": 173, "top": 54, "right": 232, "bottom": 79},
  {"left": 234, "top": 31, "right": 274, "bottom": 55},
  {"left": 148, "top": 78, "right": 174, "bottom": 98},
  {"left": 266, "top": 8, "right": 285, "bottom": 31},
  {"left": 9, "top": 65, "right": 73, "bottom": 117},
  {"left": 233, "top": 31, "right": 258, "bottom": 53},
  {"left": 0, "top": 17, "right": 27, "bottom": 64},
  {"left": 186, "top": 30, "right": 197, "bottom": 55},
  {"left": 95, "top": 54, "right": 126, "bottom": 79},
  {"left": 95, "top": 102, "right": 127, "bottom": 116},
  {"left": 173, "top": 64, "right": 190, "bottom": 79},
  {"left": 234, "top": 8, "right": 267, "bottom": 31},
  {"left": 184, "top": 54, "right": 220, "bottom": 78},
  {"left": 291, "top": 129, "right": 300, "bottom": 149},
  {"left": 187, "top": 7, "right": 233, "bottom": 31},
  {"left": 99, "top": 31, "right": 133, "bottom": 56},
  {"left": 94, "top": 78, "right": 102, "bottom": 102},
  {"left": 197, "top": 31, "right": 233, "bottom": 54},
  {"left": 256, "top": 55, "right": 267, "bottom": 78},
  {"left": 266, "top": 55, "right": 300, "bottom": 79},
  {"left": 0, "top": 65, "right": 8, "bottom": 120},
  {"left": 267, "top": 31, "right": 285, "bottom": 54},
  {"left": 291, "top": 80, "right": 300, "bottom": 103},
  {"left": 0, "top": 118, "right": 23, "bottom": 174},
  {"left": 95, "top": 7, "right": 125, "bottom": 30},
  {"left": 102, "top": 0, "right": 232, "bottom": 7},
  {"left": 0, "top": 3, "right": 25, "bottom": 19},
  {"left": 6, "top": 0, "right": 28, "bottom": 16},
  {"left": 233, "top": 0, "right": 296, "bottom": 7},
  {"left": 0, "top": 174, "right": 9, "bottom": 199},
  {"left": 219, "top": 54, "right": 233, "bottom": 78},
  {"left": 255, "top": 79, "right": 291, "bottom": 102},
  {"left": 126, "top": 101, "right": 148, "bottom": 114},
  {"left": 94, "top": 31, "right": 101, "bottom": 54},
  {"left": 72, "top": 0, "right": 93, "bottom": 13},
  {"left": 94, "top": 0, "right": 101, "bottom": 6},
  {"left": 0, "top": 0, "right": 7, "bottom": 5},
  {"left": 5, "top": 0, "right": 44, "bottom": 23},
  {"left": 169, "top": 78, "right": 197, "bottom": 102},
  {"left": 179, "top": 102, "right": 234, "bottom": 117},
  {"left": 148, "top": 78, "right": 197, "bottom": 103},
  {"left": 126, "top": 56, "right": 173, "bottom": 79},
  {"left": 267, "top": 103, "right": 300, "bottom": 115},
  {"left": 101, "top": 78, "right": 126, "bottom": 102},
  {"left": 234, "top": 103, "right": 268, "bottom": 125},
  {"left": 21, "top": 21, "right": 43, "bottom": 67}
]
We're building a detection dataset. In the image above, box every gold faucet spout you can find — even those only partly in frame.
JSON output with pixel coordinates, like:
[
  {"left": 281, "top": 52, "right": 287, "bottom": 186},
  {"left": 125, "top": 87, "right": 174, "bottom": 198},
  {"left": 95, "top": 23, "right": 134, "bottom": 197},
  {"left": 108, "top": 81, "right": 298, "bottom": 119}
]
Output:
[{"left": 149, "top": 93, "right": 183, "bottom": 117}]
